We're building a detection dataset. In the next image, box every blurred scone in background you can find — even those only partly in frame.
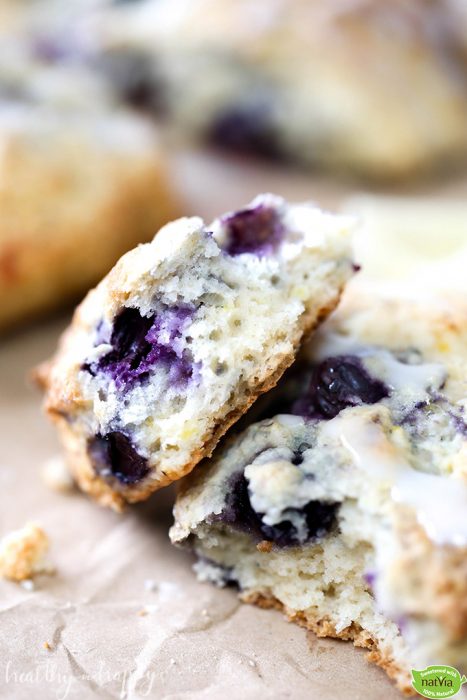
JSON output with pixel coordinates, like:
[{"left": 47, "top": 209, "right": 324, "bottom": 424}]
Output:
[{"left": 0, "top": 0, "right": 467, "bottom": 330}]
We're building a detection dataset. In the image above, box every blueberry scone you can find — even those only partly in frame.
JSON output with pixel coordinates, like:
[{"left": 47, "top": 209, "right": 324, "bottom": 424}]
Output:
[
  {"left": 96, "top": 0, "right": 467, "bottom": 179},
  {"left": 0, "top": 99, "right": 177, "bottom": 332},
  {"left": 39, "top": 195, "right": 354, "bottom": 510},
  {"left": 0, "top": 3, "right": 179, "bottom": 332},
  {"left": 171, "top": 292, "right": 467, "bottom": 694}
]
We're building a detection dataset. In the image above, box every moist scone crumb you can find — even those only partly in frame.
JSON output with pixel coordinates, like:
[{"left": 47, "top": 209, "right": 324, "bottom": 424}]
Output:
[{"left": 0, "top": 523, "right": 50, "bottom": 582}]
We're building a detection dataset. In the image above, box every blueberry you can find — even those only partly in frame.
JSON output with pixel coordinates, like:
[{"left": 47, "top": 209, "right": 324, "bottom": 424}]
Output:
[
  {"left": 98, "top": 307, "right": 153, "bottom": 379},
  {"left": 88, "top": 431, "right": 149, "bottom": 484},
  {"left": 219, "top": 474, "right": 263, "bottom": 535},
  {"left": 209, "top": 101, "right": 280, "bottom": 158},
  {"left": 222, "top": 204, "right": 284, "bottom": 256},
  {"left": 217, "top": 472, "right": 337, "bottom": 547},
  {"left": 96, "top": 50, "right": 166, "bottom": 112},
  {"left": 83, "top": 306, "right": 196, "bottom": 390},
  {"left": 293, "top": 355, "right": 389, "bottom": 419}
]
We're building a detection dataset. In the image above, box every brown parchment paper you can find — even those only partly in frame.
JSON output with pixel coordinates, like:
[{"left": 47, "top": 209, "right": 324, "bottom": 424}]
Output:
[{"left": 1, "top": 150, "right": 466, "bottom": 700}]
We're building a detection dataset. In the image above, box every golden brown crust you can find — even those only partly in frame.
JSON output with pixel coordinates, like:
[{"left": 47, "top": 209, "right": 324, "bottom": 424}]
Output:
[
  {"left": 0, "top": 116, "right": 179, "bottom": 333},
  {"left": 43, "top": 291, "right": 342, "bottom": 511},
  {"left": 241, "top": 590, "right": 415, "bottom": 696}
]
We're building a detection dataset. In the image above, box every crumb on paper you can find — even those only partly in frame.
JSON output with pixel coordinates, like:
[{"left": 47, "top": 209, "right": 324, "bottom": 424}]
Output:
[
  {"left": 43, "top": 642, "right": 52, "bottom": 651},
  {"left": 0, "top": 523, "right": 51, "bottom": 582},
  {"left": 138, "top": 609, "right": 148, "bottom": 617},
  {"left": 41, "top": 456, "right": 75, "bottom": 494}
]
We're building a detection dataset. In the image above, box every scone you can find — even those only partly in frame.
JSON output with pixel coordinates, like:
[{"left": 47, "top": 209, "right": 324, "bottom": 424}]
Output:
[
  {"left": 39, "top": 195, "right": 355, "bottom": 510},
  {"left": 171, "top": 292, "right": 467, "bottom": 694},
  {"left": 0, "top": 99, "right": 177, "bottom": 331},
  {"left": 0, "top": 3, "right": 179, "bottom": 333},
  {"left": 95, "top": 0, "right": 467, "bottom": 179}
]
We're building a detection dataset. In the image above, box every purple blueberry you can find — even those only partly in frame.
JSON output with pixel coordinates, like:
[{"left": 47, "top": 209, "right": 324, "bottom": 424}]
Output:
[
  {"left": 292, "top": 355, "right": 389, "bottom": 419},
  {"left": 222, "top": 204, "right": 284, "bottom": 256},
  {"left": 209, "top": 102, "right": 279, "bottom": 158},
  {"left": 88, "top": 431, "right": 149, "bottom": 484},
  {"left": 217, "top": 472, "right": 337, "bottom": 547},
  {"left": 96, "top": 50, "right": 166, "bottom": 113},
  {"left": 84, "top": 306, "right": 196, "bottom": 390}
]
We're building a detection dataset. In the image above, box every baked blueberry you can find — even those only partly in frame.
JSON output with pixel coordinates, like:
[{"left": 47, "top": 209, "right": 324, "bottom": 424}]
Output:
[
  {"left": 85, "top": 306, "right": 195, "bottom": 389},
  {"left": 88, "top": 431, "right": 149, "bottom": 484},
  {"left": 222, "top": 203, "right": 284, "bottom": 256},
  {"left": 209, "top": 101, "right": 280, "bottom": 159},
  {"left": 218, "top": 472, "right": 337, "bottom": 547},
  {"left": 293, "top": 355, "right": 389, "bottom": 419}
]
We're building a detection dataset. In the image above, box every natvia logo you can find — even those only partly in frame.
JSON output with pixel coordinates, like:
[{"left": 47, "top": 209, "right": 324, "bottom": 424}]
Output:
[{"left": 412, "top": 666, "right": 467, "bottom": 698}]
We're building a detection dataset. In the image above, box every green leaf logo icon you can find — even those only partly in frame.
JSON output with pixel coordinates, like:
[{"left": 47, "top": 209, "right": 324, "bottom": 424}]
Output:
[{"left": 412, "top": 665, "right": 467, "bottom": 698}]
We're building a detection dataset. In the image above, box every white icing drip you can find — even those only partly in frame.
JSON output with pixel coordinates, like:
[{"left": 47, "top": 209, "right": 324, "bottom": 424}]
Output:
[
  {"left": 363, "top": 352, "right": 446, "bottom": 399},
  {"left": 322, "top": 414, "right": 467, "bottom": 546},
  {"left": 322, "top": 414, "right": 405, "bottom": 481},
  {"left": 392, "top": 471, "right": 467, "bottom": 547}
]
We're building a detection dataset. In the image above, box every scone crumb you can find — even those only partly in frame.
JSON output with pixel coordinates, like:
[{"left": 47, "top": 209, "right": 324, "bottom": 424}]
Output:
[
  {"left": 43, "top": 642, "right": 52, "bottom": 651},
  {"left": 41, "top": 456, "right": 75, "bottom": 494},
  {"left": 256, "top": 540, "right": 273, "bottom": 553},
  {"left": 137, "top": 609, "right": 148, "bottom": 617},
  {"left": 0, "top": 523, "right": 51, "bottom": 582}
]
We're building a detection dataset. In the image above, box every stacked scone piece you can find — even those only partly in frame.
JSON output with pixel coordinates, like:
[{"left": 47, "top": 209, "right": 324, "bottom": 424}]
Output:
[
  {"left": 171, "top": 291, "right": 467, "bottom": 693},
  {"left": 41, "top": 196, "right": 467, "bottom": 694}
]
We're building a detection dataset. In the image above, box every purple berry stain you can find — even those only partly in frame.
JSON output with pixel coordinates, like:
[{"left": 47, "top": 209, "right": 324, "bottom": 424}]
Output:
[
  {"left": 217, "top": 473, "right": 337, "bottom": 547},
  {"left": 88, "top": 431, "right": 149, "bottom": 484},
  {"left": 84, "top": 306, "right": 196, "bottom": 390},
  {"left": 222, "top": 204, "right": 284, "bottom": 256},
  {"left": 364, "top": 571, "right": 376, "bottom": 590},
  {"left": 97, "top": 49, "right": 166, "bottom": 113},
  {"left": 292, "top": 355, "right": 389, "bottom": 419}
]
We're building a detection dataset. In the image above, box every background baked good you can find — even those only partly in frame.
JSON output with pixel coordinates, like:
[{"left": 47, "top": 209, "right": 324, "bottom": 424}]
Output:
[{"left": 95, "top": 0, "right": 467, "bottom": 179}]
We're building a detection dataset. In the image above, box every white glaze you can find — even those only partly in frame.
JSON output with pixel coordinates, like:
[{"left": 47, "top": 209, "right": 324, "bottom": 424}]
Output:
[
  {"left": 322, "top": 413, "right": 406, "bottom": 481},
  {"left": 323, "top": 413, "right": 467, "bottom": 547},
  {"left": 392, "top": 471, "right": 467, "bottom": 547},
  {"left": 364, "top": 351, "right": 446, "bottom": 399}
]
